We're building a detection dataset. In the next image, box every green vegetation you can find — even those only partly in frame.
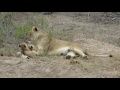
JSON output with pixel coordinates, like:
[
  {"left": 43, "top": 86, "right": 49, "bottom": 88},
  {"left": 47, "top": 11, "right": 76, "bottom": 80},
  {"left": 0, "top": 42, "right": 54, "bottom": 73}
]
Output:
[{"left": 15, "top": 25, "right": 32, "bottom": 38}]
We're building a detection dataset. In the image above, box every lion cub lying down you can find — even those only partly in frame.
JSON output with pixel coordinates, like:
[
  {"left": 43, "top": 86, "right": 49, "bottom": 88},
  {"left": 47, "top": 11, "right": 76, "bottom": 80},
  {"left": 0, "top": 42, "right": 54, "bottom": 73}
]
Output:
[{"left": 17, "top": 43, "right": 39, "bottom": 59}]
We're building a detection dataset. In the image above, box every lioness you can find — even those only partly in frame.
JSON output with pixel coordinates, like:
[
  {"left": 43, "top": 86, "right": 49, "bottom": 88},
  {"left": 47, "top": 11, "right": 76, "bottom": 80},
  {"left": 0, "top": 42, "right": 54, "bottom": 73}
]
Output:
[
  {"left": 19, "top": 42, "right": 39, "bottom": 58},
  {"left": 27, "top": 26, "right": 112, "bottom": 59}
]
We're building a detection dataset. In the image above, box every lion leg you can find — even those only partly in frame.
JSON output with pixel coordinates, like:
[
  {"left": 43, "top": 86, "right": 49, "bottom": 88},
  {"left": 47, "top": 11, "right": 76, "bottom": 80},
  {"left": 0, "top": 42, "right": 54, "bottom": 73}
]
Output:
[
  {"left": 20, "top": 54, "right": 30, "bottom": 59},
  {"left": 47, "top": 47, "right": 70, "bottom": 56},
  {"left": 65, "top": 51, "right": 79, "bottom": 59},
  {"left": 37, "top": 48, "right": 47, "bottom": 56},
  {"left": 70, "top": 48, "right": 87, "bottom": 59}
]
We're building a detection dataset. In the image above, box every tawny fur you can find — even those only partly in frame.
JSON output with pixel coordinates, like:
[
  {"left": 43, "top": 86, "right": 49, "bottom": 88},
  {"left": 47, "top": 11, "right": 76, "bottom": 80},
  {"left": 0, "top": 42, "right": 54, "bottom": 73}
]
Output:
[
  {"left": 27, "top": 26, "right": 112, "bottom": 59},
  {"left": 19, "top": 43, "right": 39, "bottom": 58}
]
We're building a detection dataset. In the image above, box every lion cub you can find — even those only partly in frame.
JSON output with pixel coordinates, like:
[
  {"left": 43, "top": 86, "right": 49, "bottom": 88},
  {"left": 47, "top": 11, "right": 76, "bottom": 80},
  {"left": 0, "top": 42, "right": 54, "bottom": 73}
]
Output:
[{"left": 18, "top": 43, "right": 39, "bottom": 58}]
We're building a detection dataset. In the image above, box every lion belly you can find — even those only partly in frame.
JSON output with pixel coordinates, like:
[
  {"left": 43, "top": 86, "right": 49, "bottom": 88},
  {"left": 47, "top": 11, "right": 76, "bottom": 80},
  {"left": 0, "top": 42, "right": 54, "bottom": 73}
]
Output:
[{"left": 48, "top": 47, "right": 70, "bottom": 55}]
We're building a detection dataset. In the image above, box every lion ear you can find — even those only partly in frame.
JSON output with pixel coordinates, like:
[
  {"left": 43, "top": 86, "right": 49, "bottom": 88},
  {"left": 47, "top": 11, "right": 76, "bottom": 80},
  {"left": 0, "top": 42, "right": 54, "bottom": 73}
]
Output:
[
  {"left": 19, "top": 44, "right": 21, "bottom": 47},
  {"left": 23, "top": 45, "right": 26, "bottom": 48},
  {"left": 32, "top": 26, "right": 38, "bottom": 32},
  {"left": 30, "top": 46, "right": 33, "bottom": 50},
  {"left": 31, "top": 46, "right": 33, "bottom": 49}
]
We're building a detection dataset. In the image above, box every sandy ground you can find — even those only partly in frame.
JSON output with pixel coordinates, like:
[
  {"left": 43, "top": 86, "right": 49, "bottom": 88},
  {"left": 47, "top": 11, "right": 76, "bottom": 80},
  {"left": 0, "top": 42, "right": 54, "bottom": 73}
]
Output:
[{"left": 0, "top": 12, "right": 120, "bottom": 78}]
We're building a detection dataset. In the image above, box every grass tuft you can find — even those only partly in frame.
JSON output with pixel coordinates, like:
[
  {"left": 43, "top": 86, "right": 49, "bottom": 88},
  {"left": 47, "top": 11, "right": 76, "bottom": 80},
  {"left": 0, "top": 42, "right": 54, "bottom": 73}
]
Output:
[{"left": 15, "top": 25, "right": 32, "bottom": 38}]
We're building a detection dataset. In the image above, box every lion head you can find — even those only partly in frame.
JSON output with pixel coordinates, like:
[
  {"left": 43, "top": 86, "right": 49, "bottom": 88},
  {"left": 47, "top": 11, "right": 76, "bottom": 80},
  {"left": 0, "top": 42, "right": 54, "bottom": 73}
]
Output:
[
  {"left": 19, "top": 43, "right": 30, "bottom": 51},
  {"left": 27, "top": 26, "right": 48, "bottom": 42}
]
